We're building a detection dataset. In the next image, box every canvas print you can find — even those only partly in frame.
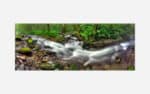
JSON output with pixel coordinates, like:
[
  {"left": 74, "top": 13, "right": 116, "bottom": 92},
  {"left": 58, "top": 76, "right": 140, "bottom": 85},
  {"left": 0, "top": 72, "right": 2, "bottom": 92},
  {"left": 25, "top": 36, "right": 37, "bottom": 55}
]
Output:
[{"left": 15, "top": 24, "right": 135, "bottom": 70}]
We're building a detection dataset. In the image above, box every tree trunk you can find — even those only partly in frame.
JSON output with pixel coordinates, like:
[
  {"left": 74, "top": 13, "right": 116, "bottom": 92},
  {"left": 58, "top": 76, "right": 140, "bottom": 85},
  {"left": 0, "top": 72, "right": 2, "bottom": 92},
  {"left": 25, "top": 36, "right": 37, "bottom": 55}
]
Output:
[
  {"left": 62, "top": 24, "right": 66, "bottom": 33},
  {"left": 47, "top": 24, "right": 50, "bottom": 32}
]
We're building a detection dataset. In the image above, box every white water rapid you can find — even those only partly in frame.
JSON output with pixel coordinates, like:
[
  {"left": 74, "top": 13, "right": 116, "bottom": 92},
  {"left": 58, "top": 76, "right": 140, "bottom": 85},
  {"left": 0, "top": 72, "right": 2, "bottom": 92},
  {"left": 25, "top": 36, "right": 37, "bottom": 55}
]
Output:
[{"left": 29, "top": 35, "right": 134, "bottom": 66}]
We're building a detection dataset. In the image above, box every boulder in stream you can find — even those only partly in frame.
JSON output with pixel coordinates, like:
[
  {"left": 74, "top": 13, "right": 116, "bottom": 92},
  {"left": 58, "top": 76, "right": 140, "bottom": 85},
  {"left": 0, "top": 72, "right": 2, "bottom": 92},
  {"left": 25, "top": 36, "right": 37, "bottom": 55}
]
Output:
[
  {"left": 17, "top": 47, "right": 32, "bottom": 56},
  {"left": 16, "top": 35, "right": 23, "bottom": 41}
]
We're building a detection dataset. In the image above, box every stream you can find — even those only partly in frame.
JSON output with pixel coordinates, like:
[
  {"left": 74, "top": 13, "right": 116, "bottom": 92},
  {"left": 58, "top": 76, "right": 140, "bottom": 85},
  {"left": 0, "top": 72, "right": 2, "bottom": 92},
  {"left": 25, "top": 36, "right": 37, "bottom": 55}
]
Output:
[{"left": 29, "top": 35, "right": 135, "bottom": 66}]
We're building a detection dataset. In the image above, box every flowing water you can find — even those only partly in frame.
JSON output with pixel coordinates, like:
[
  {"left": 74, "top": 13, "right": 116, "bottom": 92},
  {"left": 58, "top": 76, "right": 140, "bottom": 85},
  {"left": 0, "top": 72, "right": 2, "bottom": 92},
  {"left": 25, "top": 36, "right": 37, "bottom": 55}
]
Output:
[{"left": 29, "top": 35, "right": 135, "bottom": 66}]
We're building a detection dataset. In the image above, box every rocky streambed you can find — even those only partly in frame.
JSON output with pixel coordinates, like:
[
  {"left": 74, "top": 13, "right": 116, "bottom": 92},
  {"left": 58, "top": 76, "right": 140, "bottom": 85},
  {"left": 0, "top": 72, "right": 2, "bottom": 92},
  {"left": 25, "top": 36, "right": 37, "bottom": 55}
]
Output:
[{"left": 15, "top": 35, "right": 135, "bottom": 70}]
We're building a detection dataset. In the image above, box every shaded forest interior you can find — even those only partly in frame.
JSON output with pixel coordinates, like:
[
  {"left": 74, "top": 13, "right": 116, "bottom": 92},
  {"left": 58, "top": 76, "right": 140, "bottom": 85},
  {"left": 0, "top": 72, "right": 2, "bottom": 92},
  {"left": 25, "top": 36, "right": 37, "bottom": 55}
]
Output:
[{"left": 15, "top": 24, "right": 135, "bottom": 70}]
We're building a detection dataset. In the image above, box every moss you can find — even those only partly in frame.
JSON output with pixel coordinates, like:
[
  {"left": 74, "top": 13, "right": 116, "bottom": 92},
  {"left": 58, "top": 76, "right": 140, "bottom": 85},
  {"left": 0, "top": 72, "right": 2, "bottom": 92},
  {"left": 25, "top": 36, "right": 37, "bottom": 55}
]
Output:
[
  {"left": 69, "top": 63, "right": 78, "bottom": 70},
  {"left": 72, "top": 32, "right": 82, "bottom": 40},
  {"left": 54, "top": 63, "right": 64, "bottom": 70},
  {"left": 55, "top": 36, "right": 65, "bottom": 42},
  {"left": 39, "top": 63, "right": 64, "bottom": 70},
  {"left": 16, "top": 35, "right": 22, "bottom": 41},
  {"left": 39, "top": 63, "right": 52, "bottom": 70},
  {"left": 27, "top": 38, "right": 33, "bottom": 44},
  {"left": 127, "top": 66, "right": 135, "bottom": 70},
  {"left": 17, "top": 47, "right": 32, "bottom": 55}
]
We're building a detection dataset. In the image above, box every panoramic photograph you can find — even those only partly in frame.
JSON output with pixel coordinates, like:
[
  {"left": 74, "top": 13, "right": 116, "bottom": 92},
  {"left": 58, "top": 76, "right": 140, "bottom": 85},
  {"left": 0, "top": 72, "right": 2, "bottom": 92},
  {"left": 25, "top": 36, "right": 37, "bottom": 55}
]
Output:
[{"left": 15, "top": 24, "right": 135, "bottom": 70}]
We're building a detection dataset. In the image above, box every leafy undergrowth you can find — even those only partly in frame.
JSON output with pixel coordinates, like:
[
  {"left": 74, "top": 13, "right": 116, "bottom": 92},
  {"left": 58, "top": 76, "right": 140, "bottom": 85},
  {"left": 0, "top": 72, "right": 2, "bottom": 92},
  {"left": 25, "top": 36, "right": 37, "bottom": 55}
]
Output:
[{"left": 16, "top": 24, "right": 134, "bottom": 43}]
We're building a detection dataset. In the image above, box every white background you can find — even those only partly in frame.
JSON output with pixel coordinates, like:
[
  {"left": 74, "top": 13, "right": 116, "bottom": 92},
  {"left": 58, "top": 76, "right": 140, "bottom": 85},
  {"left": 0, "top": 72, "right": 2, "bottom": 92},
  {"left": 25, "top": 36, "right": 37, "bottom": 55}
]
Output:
[{"left": 0, "top": 0, "right": 149, "bottom": 94}]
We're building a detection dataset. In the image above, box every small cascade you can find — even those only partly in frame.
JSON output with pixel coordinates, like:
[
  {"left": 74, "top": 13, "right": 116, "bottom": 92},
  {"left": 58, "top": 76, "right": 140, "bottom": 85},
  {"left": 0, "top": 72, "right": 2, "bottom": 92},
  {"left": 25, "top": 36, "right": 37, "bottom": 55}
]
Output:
[{"left": 29, "top": 35, "right": 135, "bottom": 65}]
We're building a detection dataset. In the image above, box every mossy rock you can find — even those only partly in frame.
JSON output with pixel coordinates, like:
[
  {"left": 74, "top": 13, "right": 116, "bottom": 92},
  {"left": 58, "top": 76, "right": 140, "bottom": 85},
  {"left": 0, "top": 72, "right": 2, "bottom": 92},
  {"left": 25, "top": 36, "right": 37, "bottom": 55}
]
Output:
[
  {"left": 33, "top": 45, "right": 41, "bottom": 51},
  {"left": 55, "top": 36, "right": 65, "bottom": 42},
  {"left": 54, "top": 63, "right": 64, "bottom": 70},
  {"left": 40, "top": 63, "right": 64, "bottom": 70},
  {"left": 17, "top": 47, "right": 32, "bottom": 55},
  {"left": 27, "top": 38, "right": 33, "bottom": 44},
  {"left": 69, "top": 63, "right": 78, "bottom": 70},
  {"left": 72, "top": 32, "right": 82, "bottom": 40},
  {"left": 39, "top": 63, "right": 52, "bottom": 70},
  {"left": 16, "top": 35, "right": 22, "bottom": 41},
  {"left": 127, "top": 66, "right": 135, "bottom": 70}
]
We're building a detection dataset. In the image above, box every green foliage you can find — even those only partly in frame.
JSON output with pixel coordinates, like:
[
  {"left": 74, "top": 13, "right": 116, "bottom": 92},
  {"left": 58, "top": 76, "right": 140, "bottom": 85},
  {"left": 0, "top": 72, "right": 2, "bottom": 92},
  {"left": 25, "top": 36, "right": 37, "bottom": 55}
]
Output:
[
  {"left": 80, "top": 24, "right": 94, "bottom": 41},
  {"left": 95, "top": 24, "right": 120, "bottom": 39},
  {"left": 65, "top": 24, "right": 74, "bottom": 32},
  {"left": 47, "top": 30, "right": 59, "bottom": 37},
  {"left": 70, "top": 63, "right": 78, "bottom": 70},
  {"left": 16, "top": 24, "right": 134, "bottom": 42}
]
